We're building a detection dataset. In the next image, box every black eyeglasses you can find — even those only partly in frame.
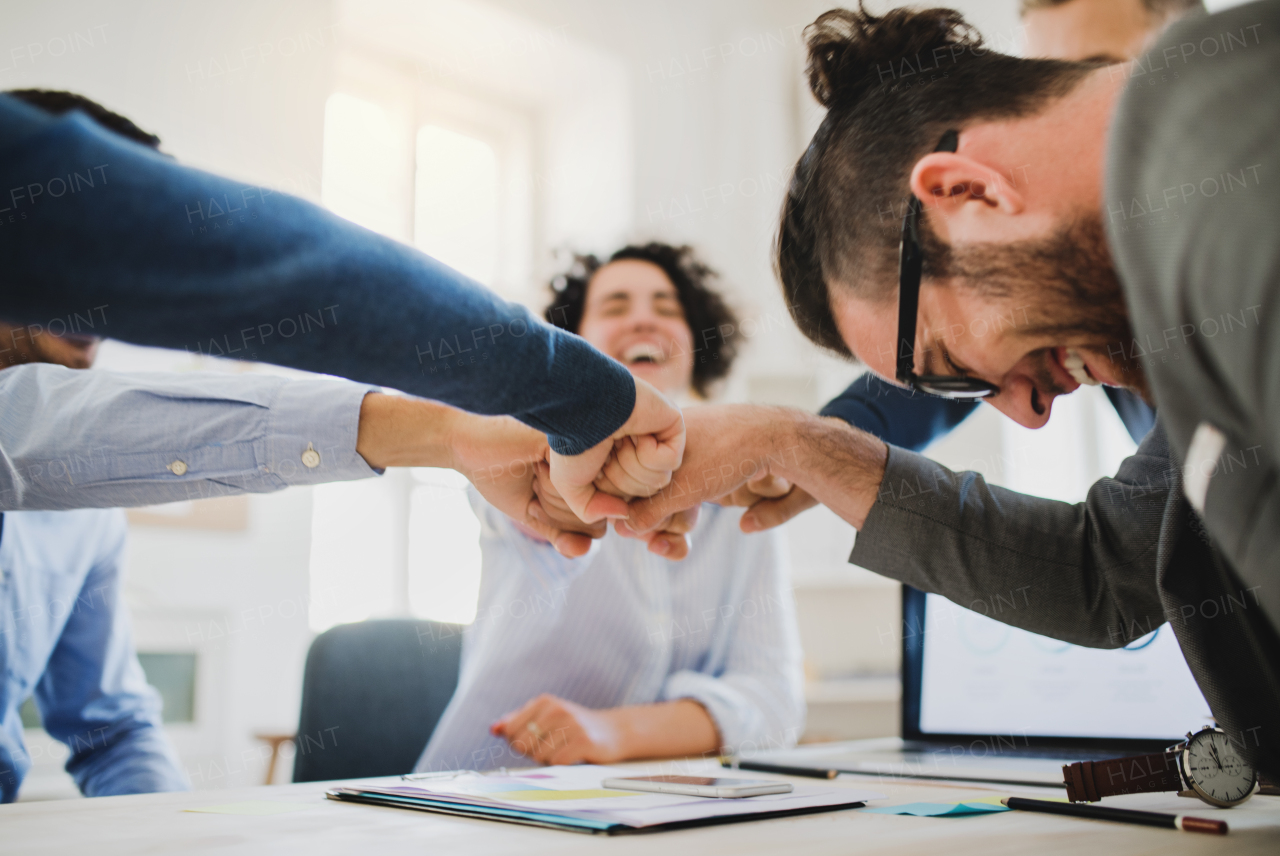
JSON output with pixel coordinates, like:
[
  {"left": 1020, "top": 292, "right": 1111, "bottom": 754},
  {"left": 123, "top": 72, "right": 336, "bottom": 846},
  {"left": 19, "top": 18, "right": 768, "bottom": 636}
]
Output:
[{"left": 895, "top": 129, "right": 1000, "bottom": 400}]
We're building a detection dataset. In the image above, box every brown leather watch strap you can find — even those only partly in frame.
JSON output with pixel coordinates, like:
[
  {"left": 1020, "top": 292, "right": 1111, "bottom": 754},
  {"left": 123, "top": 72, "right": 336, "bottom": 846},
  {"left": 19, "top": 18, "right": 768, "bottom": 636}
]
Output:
[{"left": 1062, "top": 751, "right": 1183, "bottom": 802}]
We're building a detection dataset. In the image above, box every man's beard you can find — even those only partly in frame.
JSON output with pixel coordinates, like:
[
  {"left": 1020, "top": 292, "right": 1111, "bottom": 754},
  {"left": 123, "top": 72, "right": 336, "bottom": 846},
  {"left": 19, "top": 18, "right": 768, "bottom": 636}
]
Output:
[{"left": 921, "top": 213, "right": 1150, "bottom": 400}]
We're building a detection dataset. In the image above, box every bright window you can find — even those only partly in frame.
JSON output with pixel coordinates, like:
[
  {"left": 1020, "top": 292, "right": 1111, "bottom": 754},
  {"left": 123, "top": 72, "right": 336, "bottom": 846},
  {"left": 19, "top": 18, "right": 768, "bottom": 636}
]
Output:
[
  {"left": 415, "top": 125, "right": 500, "bottom": 285},
  {"left": 320, "top": 93, "right": 400, "bottom": 237}
]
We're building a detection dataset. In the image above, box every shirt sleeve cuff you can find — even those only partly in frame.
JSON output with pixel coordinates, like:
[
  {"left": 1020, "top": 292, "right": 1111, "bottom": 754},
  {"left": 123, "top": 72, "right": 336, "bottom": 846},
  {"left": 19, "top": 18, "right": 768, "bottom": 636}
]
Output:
[
  {"left": 660, "top": 670, "right": 758, "bottom": 755},
  {"left": 263, "top": 380, "right": 382, "bottom": 486}
]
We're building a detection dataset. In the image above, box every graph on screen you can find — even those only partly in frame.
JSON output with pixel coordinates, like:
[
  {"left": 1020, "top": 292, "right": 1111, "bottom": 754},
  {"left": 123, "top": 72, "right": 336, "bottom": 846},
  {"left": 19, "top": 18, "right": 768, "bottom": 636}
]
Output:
[{"left": 918, "top": 593, "right": 1211, "bottom": 740}]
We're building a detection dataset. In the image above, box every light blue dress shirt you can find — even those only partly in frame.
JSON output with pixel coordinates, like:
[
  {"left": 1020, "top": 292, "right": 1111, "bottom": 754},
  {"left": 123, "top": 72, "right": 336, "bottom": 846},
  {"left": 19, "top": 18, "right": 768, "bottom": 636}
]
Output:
[
  {"left": 0, "top": 364, "right": 379, "bottom": 510},
  {"left": 0, "top": 508, "right": 187, "bottom": 801},
  {"left": 0, "top": 364, "right": 380, "bottom": 800},
  {"left": 416, "top": 494, "right": 805, "bottom": 773}
]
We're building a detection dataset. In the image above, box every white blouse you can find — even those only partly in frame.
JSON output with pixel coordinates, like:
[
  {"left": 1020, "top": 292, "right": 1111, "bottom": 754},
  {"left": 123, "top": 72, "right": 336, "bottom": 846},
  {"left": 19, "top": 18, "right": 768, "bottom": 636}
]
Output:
[{"left": 415, "top": 491, "right": 805, "bottom": 773}]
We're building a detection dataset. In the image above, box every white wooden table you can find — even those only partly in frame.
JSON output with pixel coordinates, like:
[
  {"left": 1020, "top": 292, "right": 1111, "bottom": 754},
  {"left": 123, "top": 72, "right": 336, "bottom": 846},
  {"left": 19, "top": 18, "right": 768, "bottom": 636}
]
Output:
[{"left": 5, "top": 758, "right": 1280, "bottom": 855}]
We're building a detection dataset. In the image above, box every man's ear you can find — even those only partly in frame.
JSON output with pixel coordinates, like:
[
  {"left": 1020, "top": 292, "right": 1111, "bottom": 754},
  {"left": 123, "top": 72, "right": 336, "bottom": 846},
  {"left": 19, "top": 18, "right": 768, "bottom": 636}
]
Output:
[{"left": 909, "top": 152, "right": 1026, "bottom": 218}]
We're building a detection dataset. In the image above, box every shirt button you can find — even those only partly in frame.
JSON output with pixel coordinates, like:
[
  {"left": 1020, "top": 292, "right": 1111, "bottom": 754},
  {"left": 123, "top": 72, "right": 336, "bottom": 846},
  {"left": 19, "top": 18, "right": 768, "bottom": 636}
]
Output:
[
  {"left": 301, "top": 444, "right": 321, "bottom": 469},
  {"left": 168, "top": 460, "right": 188, "bottom": 476}
]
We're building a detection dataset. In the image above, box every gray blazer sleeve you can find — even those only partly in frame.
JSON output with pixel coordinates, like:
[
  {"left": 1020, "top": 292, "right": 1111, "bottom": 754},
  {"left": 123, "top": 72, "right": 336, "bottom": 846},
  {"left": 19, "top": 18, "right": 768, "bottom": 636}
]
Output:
[{"left": 850, "top": 423, "right": 1175, "bottom": 649}]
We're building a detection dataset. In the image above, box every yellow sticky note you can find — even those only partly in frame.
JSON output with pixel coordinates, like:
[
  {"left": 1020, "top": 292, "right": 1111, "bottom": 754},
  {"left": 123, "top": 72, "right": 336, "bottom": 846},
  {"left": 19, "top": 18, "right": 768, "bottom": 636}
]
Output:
[
  {"left": 186, "top": 801, "right": 316, "bottom": 816},
  {"left": 499, "top": 789, "right": 640, "bottom": 802},
  {"left": 962, "top": 795, "right": 1069, "bottom": 806}
]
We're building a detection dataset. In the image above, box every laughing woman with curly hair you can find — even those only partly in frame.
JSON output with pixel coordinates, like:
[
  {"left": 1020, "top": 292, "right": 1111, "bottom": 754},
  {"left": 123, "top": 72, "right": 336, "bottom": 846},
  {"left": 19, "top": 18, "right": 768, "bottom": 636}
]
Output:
[{"left": 415, "top": 243, "right": 805, "bottom": 772}]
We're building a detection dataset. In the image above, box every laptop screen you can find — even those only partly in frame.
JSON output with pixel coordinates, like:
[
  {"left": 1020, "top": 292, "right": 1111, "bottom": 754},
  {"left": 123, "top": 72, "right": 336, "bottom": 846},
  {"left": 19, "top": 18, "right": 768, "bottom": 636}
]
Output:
[{"left": 913, "top": 591, "right": 1211, "bottom": 742}]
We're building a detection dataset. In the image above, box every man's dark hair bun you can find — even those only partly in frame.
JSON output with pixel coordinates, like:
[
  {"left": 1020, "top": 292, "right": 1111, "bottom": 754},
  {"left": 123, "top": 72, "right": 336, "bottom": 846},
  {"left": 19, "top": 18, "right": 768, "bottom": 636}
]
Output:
[{"left": 805, "top": 3, "right": 985, "bottom": 108}]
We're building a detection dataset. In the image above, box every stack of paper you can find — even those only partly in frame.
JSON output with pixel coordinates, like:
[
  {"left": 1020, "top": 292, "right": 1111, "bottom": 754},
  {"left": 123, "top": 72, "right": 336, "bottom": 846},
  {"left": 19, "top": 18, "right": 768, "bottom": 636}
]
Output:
[{"left": 327, "top": 765, "right": 883, "bottom": 835}]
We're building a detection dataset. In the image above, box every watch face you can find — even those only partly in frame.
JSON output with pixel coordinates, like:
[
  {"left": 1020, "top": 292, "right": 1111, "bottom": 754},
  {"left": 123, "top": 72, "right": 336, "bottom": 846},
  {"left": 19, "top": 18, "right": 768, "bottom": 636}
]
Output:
[{"left": 1183, "top": 729, "right": 1256, "bottom": 806}]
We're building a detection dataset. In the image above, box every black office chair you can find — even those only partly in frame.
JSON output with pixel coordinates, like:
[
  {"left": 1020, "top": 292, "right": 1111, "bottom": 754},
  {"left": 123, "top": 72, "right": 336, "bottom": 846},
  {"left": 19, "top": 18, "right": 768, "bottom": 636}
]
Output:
[{"left": 292, "top": 618, "right": 464, "bottom": 782}]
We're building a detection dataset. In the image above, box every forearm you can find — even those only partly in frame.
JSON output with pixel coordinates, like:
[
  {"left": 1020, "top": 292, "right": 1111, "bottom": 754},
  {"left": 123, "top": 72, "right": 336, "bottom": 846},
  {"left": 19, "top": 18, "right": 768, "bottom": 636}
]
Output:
[
  {"left": 770, "top": 410, "right": 888, "bottom": 531},
  {"left": 610, "top": 699, "right": 720, "bottom": 760},
  {"left": 357, "top": 394, "right": 612, "bottom": 555},
  {"left": 355, "top": 393, "right": 502, "bottom": 470}
]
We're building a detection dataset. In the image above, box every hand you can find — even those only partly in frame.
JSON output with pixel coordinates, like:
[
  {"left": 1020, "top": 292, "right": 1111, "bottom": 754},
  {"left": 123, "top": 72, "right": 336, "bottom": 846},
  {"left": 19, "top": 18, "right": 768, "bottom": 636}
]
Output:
[
  {"left": 548, "top": 378, "right": 685, "bottom": 523},
  {"left": 614, "top": 505, "right": 700, "bottom": 559},
  {"left": 533, "top": 464, "right": 699, "bottom": 559},
  {"left": 624, "top": 404, "right": 797, "bottom": 534},
  {"left": 450, "top": 417, "right": 605, "bottom": 558},
  {"left": 355, "top": 394, "right": 604, "bottom": 557},
  {"left": 492, "top": 695, "right": 720, "bottom": 764},
  {"left": 626, "top": 405, "right": 888, "bottom": 535},
  {"left": 492, "top": 694, "right": 627, "bottom": 765},
  {"left": 716, "top": 475, "right": 820, "bottom": 534},
  {"left": 716, "top": 473, "right": 793, "bottom": 507}
]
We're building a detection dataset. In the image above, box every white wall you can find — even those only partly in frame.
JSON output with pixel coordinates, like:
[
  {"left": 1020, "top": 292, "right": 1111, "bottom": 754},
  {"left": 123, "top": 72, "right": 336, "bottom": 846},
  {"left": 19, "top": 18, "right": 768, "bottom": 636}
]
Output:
[{"left": 2, "top": 0, "right": 336, "bottom": 196}]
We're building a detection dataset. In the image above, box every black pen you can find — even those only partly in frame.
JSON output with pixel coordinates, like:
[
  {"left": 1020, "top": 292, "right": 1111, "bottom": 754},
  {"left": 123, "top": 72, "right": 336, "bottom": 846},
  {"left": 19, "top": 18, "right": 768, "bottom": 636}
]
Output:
[
  {"left": 721, "top": 758, "right": 838, "bottom": 780},
  {"left": 1001, "top": 797, "right": 1227, "bottom": 835}
]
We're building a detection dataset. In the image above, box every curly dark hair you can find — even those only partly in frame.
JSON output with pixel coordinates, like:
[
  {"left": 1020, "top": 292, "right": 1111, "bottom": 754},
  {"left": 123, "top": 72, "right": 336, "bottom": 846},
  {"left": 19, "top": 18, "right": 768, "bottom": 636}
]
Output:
[
  {"left": 545, "top": 243, "right": 739, "bottom": 397},
  {"left": 4, "top": 89, "right": 162, "bottom": 149}
]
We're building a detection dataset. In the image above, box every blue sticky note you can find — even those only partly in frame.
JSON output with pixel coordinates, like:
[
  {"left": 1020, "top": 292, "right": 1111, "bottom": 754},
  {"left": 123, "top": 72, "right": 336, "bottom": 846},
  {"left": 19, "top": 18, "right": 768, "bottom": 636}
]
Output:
[{"left": 864, "top": 801, "right": 1011, "bottom": 817}]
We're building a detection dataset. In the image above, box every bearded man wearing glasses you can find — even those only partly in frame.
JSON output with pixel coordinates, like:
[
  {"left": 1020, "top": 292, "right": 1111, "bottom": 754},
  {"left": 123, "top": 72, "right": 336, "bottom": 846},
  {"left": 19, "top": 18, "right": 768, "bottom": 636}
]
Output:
[{"left": 626, "top": 1, "right": 1280, "bottom": 785}]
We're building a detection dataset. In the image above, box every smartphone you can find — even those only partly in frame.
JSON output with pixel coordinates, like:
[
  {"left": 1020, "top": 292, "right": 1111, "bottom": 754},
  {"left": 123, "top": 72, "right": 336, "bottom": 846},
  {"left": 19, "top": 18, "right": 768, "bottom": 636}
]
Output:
[{"left": 600, "top": 774, "right": 793, "bottom": 799}]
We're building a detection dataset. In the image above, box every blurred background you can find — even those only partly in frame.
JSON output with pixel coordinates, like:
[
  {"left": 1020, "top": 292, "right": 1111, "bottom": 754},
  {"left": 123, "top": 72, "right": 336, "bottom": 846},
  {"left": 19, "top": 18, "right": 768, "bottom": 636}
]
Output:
[{"left": 5, "top": 0, "right": 1239, "bottom": 797}]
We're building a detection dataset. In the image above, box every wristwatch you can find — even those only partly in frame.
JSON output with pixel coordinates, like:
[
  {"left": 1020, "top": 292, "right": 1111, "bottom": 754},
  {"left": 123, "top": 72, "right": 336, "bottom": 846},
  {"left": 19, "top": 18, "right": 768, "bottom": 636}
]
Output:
[{"left": 1062, "top": 726, "right": 1257, "bottom": 808}]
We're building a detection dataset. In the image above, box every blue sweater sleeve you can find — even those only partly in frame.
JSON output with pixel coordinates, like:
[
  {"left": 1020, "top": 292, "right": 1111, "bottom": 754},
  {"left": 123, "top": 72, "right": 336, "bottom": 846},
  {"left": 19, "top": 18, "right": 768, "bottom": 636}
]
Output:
[
  {"left": 819, "top": 373, "right": 979, "bottom": 452},
  {"left": 1103, "top": 386, "right": 1157, "bottom": 444},
  {"left": 0, "top": 95, "right": 633, "bottom": 456}
]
